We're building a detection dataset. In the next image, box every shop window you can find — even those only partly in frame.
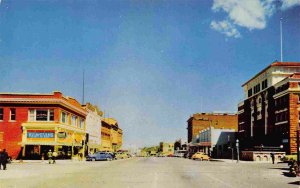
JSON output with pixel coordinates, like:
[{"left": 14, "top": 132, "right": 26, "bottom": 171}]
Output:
[
  {"left": 10, "top": 108, "right": 16, "bottom": 121},
  {"left": 0, "top": 108, "right": 3, "bottom": 121}
]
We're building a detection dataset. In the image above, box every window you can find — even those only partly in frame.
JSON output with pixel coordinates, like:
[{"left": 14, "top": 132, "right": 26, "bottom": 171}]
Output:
[
  {"left": 29, "top": 109, "right": 54, "bottom": 122},
  {"left": 248, "top": 88, "right": 252, "bottom": 97},
  {"left": 10, "top": 108, "right": 16, "bottom": 121},
  {"left": 61, "top": 112, "right": 67, "bottom": 123},
  {"left": 71, "top": 115, "right": 77, "bottom": 126},
  {"left": 29, "top": 109, "right": 35, "bottom": 121},
  {"left": 262, "top": 79, "right": 268, "bottom": 90},
  {"left": 49, "top": 110, "right": 54, "bottom": 121},
  {"left": 36, "top": 110, "right": 48, "bottom": 121},
  {"left": 79, "top": 118, "right": 84, "bottom": 128},
  {"left": 0, "top": 108, "right": 3, "bottom": 121}
]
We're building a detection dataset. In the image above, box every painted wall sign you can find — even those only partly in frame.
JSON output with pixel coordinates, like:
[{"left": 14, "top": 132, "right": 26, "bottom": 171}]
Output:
[{"left": 27, "top": 132, "right": 54, "bottom": 138}]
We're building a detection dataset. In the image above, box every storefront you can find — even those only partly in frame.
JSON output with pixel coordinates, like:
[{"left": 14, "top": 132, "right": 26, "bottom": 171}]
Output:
[{"left": 21, "top": 126, "right": 86, "bottom": 159}]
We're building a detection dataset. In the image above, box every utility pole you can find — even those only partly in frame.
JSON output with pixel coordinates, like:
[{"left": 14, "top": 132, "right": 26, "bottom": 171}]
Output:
[{"left": 82, "top": 69, "right": 85, "bottom": 104}]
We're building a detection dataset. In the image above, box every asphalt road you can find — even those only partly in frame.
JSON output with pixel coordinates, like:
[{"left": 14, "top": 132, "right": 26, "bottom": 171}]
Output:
[{"left": 0, "top": 157, "right": 298, "bottom": 188}]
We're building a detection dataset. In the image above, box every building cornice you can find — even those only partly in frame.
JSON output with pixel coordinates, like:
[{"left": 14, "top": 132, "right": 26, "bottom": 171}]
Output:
[{"left": 0, "top": 98, "right": 87, "bottom": 116}]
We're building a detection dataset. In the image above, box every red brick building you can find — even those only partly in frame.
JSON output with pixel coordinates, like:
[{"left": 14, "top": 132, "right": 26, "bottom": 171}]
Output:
[
  {"left": 187, "top": 113, "right": 238, "bottom": 143},
  {"left": 238, "top": 62, "right": 300, "bottom": 155},
  {"left": 0, "top": 91, "right": 86, "bottom": 159}
]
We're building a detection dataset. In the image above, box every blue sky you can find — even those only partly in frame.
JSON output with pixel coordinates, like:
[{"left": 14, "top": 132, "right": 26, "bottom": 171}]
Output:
[{"left": 0, "top": 0, "right": 300, "bottom": 148}]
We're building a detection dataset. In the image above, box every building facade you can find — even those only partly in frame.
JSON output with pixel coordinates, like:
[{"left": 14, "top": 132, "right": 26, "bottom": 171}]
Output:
[
  {"left": 0, "top": 91, "right": 86, "bottom": 159},
  {"left": 83, "top": 103, "right": 103, "bottom": 154},
  {"left": 238, "top": 62, "right": 300, "bottom": 155},
  {"left": 159, "top": 142, "right": 174, "bottom": 156},
  {"left": 192, "top": 127, "right": 236, "bottom": 158},
  {"left": 100, "top": 118, "right": 123, "bottom": 152},
  {"left": 187, "top": 112, "right": 238, "bottom": 143}
]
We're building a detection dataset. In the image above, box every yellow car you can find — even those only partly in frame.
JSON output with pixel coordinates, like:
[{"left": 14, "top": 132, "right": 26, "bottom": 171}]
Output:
[
  {"left": 191, "top": 152, "right": 210, "bottom": 161},
  {"left": 115, "top": 152, "right": 128, "bottom": 160}
]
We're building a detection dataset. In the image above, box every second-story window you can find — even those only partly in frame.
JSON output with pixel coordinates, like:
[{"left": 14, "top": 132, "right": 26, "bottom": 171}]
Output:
[
  {"left": 36, "top": 110, "right": 48, "bottom": 121},
  {"left": 0, "top": 108, "right": 3, "bottom": 121},
  {"left": 10, "top": 108, "right": 16, "bottom": 121},
  {"left": 61, "top": 112, "right": 67, "bottom": 123},
  {"left": 79, "top": 118, "right": 84, "bottom": 128},
  {"left": 71, "top": 115, "right": 77, "bottom": 126},
  {"left": 29, "top": 109, "right": 55, "bottom": 122}
]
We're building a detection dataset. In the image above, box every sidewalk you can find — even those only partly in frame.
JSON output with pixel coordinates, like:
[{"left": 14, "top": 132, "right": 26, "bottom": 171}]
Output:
[
  {"left": 212, "top": 158, "right": 284, "bottom": 164},
  {"left": 11, "top": 159, "right": 87, "bottom": 164}
]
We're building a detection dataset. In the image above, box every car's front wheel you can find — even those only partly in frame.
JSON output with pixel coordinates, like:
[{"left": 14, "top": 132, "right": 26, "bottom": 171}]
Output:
[{"left": 92, "top": 158, "right": 96, "bottom": 161}]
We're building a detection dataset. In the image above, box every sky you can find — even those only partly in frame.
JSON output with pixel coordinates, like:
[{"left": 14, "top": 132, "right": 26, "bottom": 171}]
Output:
[{"left": 0, "top": 0, "right": 300, "bottom": 148}]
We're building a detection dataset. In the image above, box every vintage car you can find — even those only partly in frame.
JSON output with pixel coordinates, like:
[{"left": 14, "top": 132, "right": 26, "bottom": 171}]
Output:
[{"left": 191, "top": 152, "right": 210, "bottom": 161}]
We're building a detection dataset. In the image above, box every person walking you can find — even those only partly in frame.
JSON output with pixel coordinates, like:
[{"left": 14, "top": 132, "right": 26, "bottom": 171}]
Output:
[
  {"left": 47, "top": 149, "right": 53, "bottom": 164},
  {"left": 270, "top": 152, "right": 275, "bottom": 164},
  {"left": 52, "top": 151, "right": 57, "bottom": 164},
  {"left": 0, "top": 149, "right": 9, "bottom": 170}
]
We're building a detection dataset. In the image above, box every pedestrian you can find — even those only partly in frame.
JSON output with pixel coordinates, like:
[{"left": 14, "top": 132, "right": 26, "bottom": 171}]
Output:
[
  {"left": 0, "top": 149, "right": 9, "bottom": 170},
  {"left": 270, "top": 152, "right": 275, "bottom": 164},
  {"left": 0, "top": 149, "right": 2, "bottom": 170},
  {"left": 47, "top": 149, "right": 53, "bottom": 164},
  {"left": 52, "top": 151, "right": 57, "bottom": 164}
]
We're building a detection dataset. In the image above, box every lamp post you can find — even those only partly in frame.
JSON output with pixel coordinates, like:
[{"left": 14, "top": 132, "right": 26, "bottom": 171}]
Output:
[{"left": 236, "top": 139, "right": 239, "bottom": 163}]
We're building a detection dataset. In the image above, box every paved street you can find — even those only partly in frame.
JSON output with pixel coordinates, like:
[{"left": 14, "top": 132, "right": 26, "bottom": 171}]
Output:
[{"left": 0, "top": 157, "right": 299, "bottom": 188}]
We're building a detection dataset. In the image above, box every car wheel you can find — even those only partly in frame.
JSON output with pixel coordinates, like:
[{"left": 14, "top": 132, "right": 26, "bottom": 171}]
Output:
[
  {"left": 200, "top": 158, "right": 203, "bottom": 161},
  {"left": 92, "top": 158, "right": 96, "bottom": 161}
]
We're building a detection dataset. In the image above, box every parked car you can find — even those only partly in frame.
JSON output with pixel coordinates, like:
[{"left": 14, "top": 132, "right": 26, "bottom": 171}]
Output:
[
  {"left": 115, "top": 152, "right": 128, "bottom": 159},
  {"left": 191, "top": 152, "right": 210, "bottom": 161},
  {"left": 86, "top": 153, "right": 113, "bottom": 161}
]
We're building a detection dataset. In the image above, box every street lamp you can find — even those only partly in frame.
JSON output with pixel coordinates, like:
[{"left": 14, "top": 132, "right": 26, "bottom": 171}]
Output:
[{"left": 236, "top": 139, "right": 239, "bottom": 163}]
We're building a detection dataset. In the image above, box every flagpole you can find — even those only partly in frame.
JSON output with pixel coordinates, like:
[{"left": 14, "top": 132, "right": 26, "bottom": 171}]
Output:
[{"left": 280, "top": 18, "right": 283, "bottom": 62}]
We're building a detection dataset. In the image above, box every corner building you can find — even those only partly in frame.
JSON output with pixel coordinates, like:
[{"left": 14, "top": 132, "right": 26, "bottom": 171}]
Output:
[
  {"left": 187, "top": 113, "right": 238, "bottom": 143},
  {"left": 0, "top": 91, "right": 86, "bottom": 159},
  {"left": 238, "top": 62, "right": 300, "bottom": 155}
]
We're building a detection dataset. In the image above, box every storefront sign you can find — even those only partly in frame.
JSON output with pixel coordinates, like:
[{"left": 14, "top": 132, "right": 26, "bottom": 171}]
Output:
[
  {"left": 27, "top": 132, "right": 54, "bottom": 138},
  {"left": 57, "top": 132, "right": 67, "bottom": 138}
]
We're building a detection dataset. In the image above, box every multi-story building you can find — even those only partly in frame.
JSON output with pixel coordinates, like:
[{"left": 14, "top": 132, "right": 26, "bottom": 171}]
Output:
[
  {"left": 117, "top": 128, "right": 123, "bottom": 150},
  {"left": 83, "top": 103, "right": 103, "bottom": 154},
  {"left": 159, "top": 142, "right": 174, "bottom": 156},
  {"left": 238, "top": 62, "right": 300, "bottom": 155},
  {"left": 0, "top": 91, "right": 87, "bottom": 159},
  {"left": 187, "top": 112, "right": 238, "bottom": 143},
  {"left": 100, "top": 118, "right": 112, "bottom": 152},
  {"left": 193, "top": 127, "right": 236, "bottom": 158}
]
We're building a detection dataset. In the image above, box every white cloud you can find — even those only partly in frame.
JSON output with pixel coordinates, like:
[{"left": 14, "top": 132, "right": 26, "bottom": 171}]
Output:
[
  {"left": 210, "top": 20, "right": 241, "bottom": 38},
  {"left": 210, "top": 0, "right": 300, "bottom": 38},
  {"left": 281, "top": 0, "right": 300, "bottom": 10},
  {"left": 212, "top": 0, "right": 275, "bottom": 30}
]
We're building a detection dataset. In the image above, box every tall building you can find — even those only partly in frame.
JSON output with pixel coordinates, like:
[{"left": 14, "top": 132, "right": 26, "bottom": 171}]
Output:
[
  {"left": 238, "top": 62, "right": 300, "bottom": 155},
  {"left": 187, "top": 112, "right": 238, "bottom": 143},
  {"left": 100, "top": 118, "right": 123, "bottom": 152},
  {"left": 83, "top": 103, "right": 103, "bottom": 154},
  {"left": 0, "top": 91, "right": 87, "bottom": 159}
]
